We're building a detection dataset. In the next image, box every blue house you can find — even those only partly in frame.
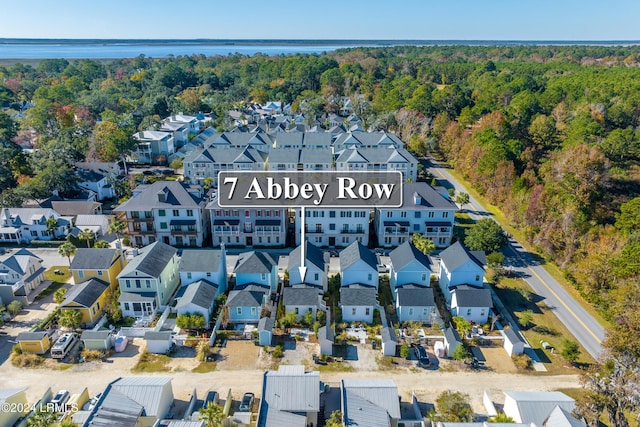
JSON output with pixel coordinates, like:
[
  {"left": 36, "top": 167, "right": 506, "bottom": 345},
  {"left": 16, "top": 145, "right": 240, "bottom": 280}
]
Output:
[
  {"left": 388, "top": 241, "right": 432, "bottom": 297},
  {"left": 234, "top": 251, "right": 278, "bottom": 293},
  {"left": 395, "top": 285, "right": 436, "bottom": 323},
  {"left": 227, "top": 284, "right": 269, "bottom": 323}
]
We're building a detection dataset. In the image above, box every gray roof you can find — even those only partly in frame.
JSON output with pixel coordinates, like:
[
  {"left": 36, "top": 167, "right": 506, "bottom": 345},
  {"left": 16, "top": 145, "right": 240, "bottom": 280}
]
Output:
[
  {"left": 396, "top": 286, "right": 435, "bottom": 307},
  {"left": 266, "top": 148, "right": 300, "bottom": 163},
  {"left": 51, "top": 201, "right": 102, "bottom": 216},
  {"left": 544, "top": 405, "right": 586, "bottom": 427},
  {"left": 62, "top": 278, "right": 109, "bottom": 308},
  {"left": 340, "top": 285, "right": 377, "bottom": 306},
  {"left": 114, "top": 180, "right": 204, "bottom": 212},
  {"left": 381, "top": 326, "right": 396, "bottom": 343},
  {"left": 178, "top": 249, "right": 223, "bottom": 273},
  {"left": 397, "top": 182, "right": 458, "bottom": 210},
  {"left": 342, "top": 379, "right": 401, "bottom": 425},
  {"left": 264, "top": 365, "right": 320, "bottom": 411},
  {"left": 299, "top": 148, "right": 332, "bottom": 163},
  {"left": 118, "top": 242, "right": 176, "bottom": 278},
  {"left": 389, "top": 241, "right": 431, "bottom": 271},
  {"left": 0, "top": 388, "right": 27, "bottom": 402},
  {"left": 88, "top": 389, "right": 143, "bottom": 427},
  {"left": 234, "top": 251, "right": 277, "bottom": 275},
  {"left": 504, "top": 391, "right": 575, "bottom": 426},
  {"left": 70, "top": 248, "right": 119, "bottom": 271},
  {"left": 288, "top": 241, "right": 326, "bottom": 272},
  {"left": 503, "top": 328, "right": 525, "bottom": 344},
  {"left": 339, "top": 241, "right": 377, "bottom": 271},
  {"left": 0, "top": 249, "right": 41, "bottom": 275},
  {"left": 283, "top": 287, "right": 321, "bottom": 306},
  {"left": 17, "top": 331, "right": 48, "bottom": 341},
  {"left": 452, "top": 287, "right": 492, "bottom": 308},
  {"left": 258, "top": 316, "right": 274, "bottom": 331},
  {"left": 444, "top": 327, "right": 462, "bottom": 344},
  {"left": 81, "top": 330, "right": 112, "bottom": 340},
  {"left": 318, "top": 325, "right": 334, "bottom": 342},
  {"left": 176, "top": 280, "right": 217, "bottom": 310},
  {"left": 227, "top": 287, "right": 267, "bottom": 307},
  {"left": 144, "top": 331, "right": 172, "bottom": 341},
  {"left": 167, "top": 421, "right": 205, "bottom": 427},
  {"left": 119, "top": 291, "right": 156, "bottom": 302},
  {"left": 439, "top": 241, "right": 486, "bottom": 272}
]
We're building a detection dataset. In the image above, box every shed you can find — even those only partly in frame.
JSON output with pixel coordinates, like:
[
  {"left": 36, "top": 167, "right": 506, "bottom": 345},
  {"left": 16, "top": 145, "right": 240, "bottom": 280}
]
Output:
[
  {"left": 381, "top": 326, "right": 397, "bottom": 357},
  {"left": 318, "top": 325, "right": 334, "bottom": 356},
  {"left": 81, "top": 330, "right": 114, "bottom": 351},
  {"left": 16, "top": 331, "right": 52, "bottom": 354},
  {"left": 503, "top": 328, "right": 525, "bottom": 356},
  {"left": 258, "top": 316, "right": 274, "bottom": 346},
  {"left": 144, "top": 331, "right": 173, "bottom": 354},
  {"left": 443, "top": 326, "right": 462, "bottom": 358}
]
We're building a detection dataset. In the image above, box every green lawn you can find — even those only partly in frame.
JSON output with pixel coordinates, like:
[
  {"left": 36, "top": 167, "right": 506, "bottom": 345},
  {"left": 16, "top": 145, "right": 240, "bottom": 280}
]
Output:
[
  {"left": 192, "top": 361, "right": 217, "bottom": 373},
  {"left": 36, "top": 266, "right": 71, "bottom": 300},
  {"left": 132, "top": 352, "right": 171, "bottom": 372}
]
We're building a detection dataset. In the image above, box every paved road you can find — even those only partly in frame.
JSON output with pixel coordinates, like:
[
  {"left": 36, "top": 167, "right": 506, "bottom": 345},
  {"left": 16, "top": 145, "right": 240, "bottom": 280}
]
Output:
[{"left": 426, "top": 157, "right": 605, "bottom": 359}]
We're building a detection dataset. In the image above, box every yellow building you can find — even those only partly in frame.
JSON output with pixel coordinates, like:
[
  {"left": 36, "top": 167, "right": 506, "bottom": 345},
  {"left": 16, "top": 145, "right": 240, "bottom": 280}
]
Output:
[
  {"left": 0, "top": 388, "right": 29, "bottom": 427},
  {"left": 70, "top": 248, "right": 126, "bottom": 289},
  {"left": 16, "top": 331, "right": 52, "bottom": 354},
  {"left": 59, "top": 278, "right": 111, "bottom": 326}
]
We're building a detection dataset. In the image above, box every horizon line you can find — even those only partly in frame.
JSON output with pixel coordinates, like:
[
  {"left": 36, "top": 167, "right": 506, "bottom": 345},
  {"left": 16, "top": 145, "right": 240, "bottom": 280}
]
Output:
[{"left": 1, "top": 38, "right": 640, "bottom": 43}]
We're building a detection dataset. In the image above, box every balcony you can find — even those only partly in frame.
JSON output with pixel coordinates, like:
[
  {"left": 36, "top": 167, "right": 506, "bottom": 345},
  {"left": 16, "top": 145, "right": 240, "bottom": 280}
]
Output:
[
  {"left": 341, "top": 229, "right": 365, "bottom": 234},
  {"left": 170, "top": 228, "right": 198, "bottom": 236},
  {"left": 306, "top": 228, "right": 324, "bottom": 234},
  {"left": 128, "top": 229, "right": 155, "bottom": 235}
]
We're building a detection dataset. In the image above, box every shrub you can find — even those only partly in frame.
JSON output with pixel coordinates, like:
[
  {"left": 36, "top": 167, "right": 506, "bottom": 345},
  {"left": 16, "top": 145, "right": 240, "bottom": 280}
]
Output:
[
  {"left": 11, "top": 353, "right": 44, "bottom": 368},
  {"left": 400, "top": 343, "right": 410, "bottom": 359},
  {"left": 81, "top": 349, "right": 104, "bottom": 361},
  {"left": 512, "top": 354, "right": 532, "bottom": 370},
  {"left": 272, "top": 345, "right": 284, "bottom": 358},
  {"left": 451, "top": 344, "right": 470, "bottom": 360}
]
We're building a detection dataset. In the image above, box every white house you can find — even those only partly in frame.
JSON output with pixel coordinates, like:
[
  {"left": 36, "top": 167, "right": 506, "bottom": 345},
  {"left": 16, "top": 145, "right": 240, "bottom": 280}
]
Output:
[
  {"left": 395, "top": 285, "right": 436, "bottom": 324},
  {"left": 503, "top": 328, "right": 525, "bottom": 357},
  {"left": 375, "top": 182, "right": 457, "bottom": 248},
  {"left": 287, "top": 241, "right": 328, "bottom": 291},
  {"left": 131, "top": 130, "right": 175, "bottom": 165},
  {"left": 73, "top": 214, "right": 110, "bottom": 239},
  {"left": 388, "top": 241, "right": 433, "bottom": 295},
  {"left": 175, "top": 280, "right": 218, "bottom": 324},
  {"left": 282, "top": 286, "right": 323, "bottom": 321},
  {"left": 75, "top": 166, "right": 117, "bottom": 201},
  {"left": 450, "top": 286, "right": 493, "bottom": 324},
  {"left": 114, "top": 181, "right": 210, "bottom": 248},
  {"left": 0, "top": 248, "right": 46, "bottom": 302},
  {"left": 0, "top": 208, "right": 73, "bottom": 244},
  {"left": 341, "top": 379, "right": 401, "bottom": 427},
  {"left": 144, "top": 331, "right": 173, "bottom": 354},
  {"left": 339, "top": 241, "right": 378, "bottom": 289},
  {"left": 178, "top": 248, "right": 227, "bottom": 293},
  {"left": 117, "top": 242, "right": 179, "bottom": 318},
  {"left": 438, "top": 241, "right": 486, "bottom": 302},
  {"left": 295, "top": 207, "right": 369, "bottom": 247},
  {"left": 503, "top": 391, "right": 575, "bottom": 426},
  {"left": 340, "top": 285, "right": 377, "bottom": 323}
]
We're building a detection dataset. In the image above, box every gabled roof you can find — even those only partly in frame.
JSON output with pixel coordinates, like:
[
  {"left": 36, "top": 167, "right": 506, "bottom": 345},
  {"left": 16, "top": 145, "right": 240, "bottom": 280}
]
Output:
[
  {"left": 439, "top": 241, "right": 486, "bottom": 272},
  {"left": 288, "top": 241, "right": 326, "bottom": 272},
  {"left": 544, "top": 405, "right": 586, "bottom": 427},
  {"left": 118, "top": 242, "right": 176, "bottom": 279},
  {"left": 17, "top": 331, "right": 48, "bottom": 341},
  {"left": 283, "top": 287, "right": 321, "bottom": 306},
  {"left": 61, "top": 278, "right": 109, "bottom": 308},
  {"left": 51, "top": 201, "right": 102, "bottom": 216},
  {"left": 227, "top": 287, "right": 267, "bottom": 307},
  {"left": 389, "top": 241, "right": 431, "bottom": 271},
  {"left": 70, "top": 248, "right": 119, "bottom": 271},
  {"left": 504, "top": 391, "right": 575, "bottom": 426},
  {"left": 176, "top": 280, "right": 217, "bottom": 310},
  {"left": 0, "top": 249, "right": 41, "bottom": 275},
  {"left": 264, "top": 365, "right": 320, "bottom": 411},
  {"left": 109, "top": 377, "right": 173, "bottom": 417},
  {"left": 88, "top": 389, "right": 144, "bottom": 427},
  {"left": 178, "top": 249, "right": 223, "bottom": 273},
  {"left": 258, "top": 316, "right": 274, "bottom": 331},
  {"left": 396, "top": 286, "right": 435, "bottom": 307},
  {"left": 342, "top": 379, "right": 400, "bottom": 423},
  {"left": 81, "top": 330, "right": 112, "bottom": 340},
  {"left": 340, "top": 241, "right": 377, "bottom": 271},
  {"left": 503, "top": 328, "right": 525, "bottom": 344},
  {"left": 452, "top": 287, "right": 492, "bottom": 308},
  {"left": 144, "top": 331, "right": 172, "bottom": 341},
  {"left": 114, "top": 181, "right": 204, "bottom": 211},
  {"left": 340, "top": 285, "right": 377, "bottom": 306},
  {"left": 397, "top": 182, "right": 458, "bottom": 210},
  {"left": 234, "top": 251, "right": 277, "bottom": 275}
]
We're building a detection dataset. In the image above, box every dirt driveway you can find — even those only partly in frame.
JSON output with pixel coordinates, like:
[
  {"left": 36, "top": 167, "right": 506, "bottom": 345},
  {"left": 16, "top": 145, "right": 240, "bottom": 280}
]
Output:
[{"left": 213, "top": 340, "right": 260, "bottom": 370}]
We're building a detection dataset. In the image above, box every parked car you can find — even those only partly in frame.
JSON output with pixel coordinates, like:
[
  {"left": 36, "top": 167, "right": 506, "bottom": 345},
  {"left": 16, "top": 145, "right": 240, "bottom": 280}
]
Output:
[
  {"left": 51, "top": 390, "right": 70, "bottom": 409},
  {"left": 82, "top": 393, "right": 102, "bottom": 411},
  {"left": 413, "top": 345, "right": 430, "bottom": 367},
  {"left": 239, "top": 392, "right": 254, "bottom": 412}
]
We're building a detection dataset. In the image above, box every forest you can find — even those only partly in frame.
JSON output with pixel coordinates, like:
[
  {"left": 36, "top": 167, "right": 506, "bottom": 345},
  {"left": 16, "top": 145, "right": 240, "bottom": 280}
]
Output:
[{"left": 0, "top": 44, "right": 639, "bottom": 424}]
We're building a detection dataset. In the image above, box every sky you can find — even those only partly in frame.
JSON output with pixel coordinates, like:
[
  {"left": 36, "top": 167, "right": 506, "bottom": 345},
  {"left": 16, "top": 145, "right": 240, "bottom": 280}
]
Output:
[{"left": 0, "top": 0, "right": 638, "bottom": 41}]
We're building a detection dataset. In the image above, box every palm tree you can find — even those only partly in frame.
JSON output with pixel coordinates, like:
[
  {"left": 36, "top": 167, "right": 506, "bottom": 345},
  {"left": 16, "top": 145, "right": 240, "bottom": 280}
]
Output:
[
  {"left": 94, "top": 240, "right": 110, "bottom": 248},
  {"left": 412, "top": 233, "right": 436, "bottom": 254},
  {"left": 58, "top": 242, "right": 77, "bottom": 265},
  {"left": 78, "top": 228, "right": 95, "bottom": 248},
  {"left": 53, "top": 288, "right": 67, "bottom": 304},
  {"left": 45, "top": 217, "right": 59, "bottom": 239},
  {"left": 108, "top": 218, "right": 126, "bottom": 247},
  {"left": 59, "top": 309, "right": 82, "bottom": 329},
  {"left": 199, "top": 402, "right": 223, "bottom": 427}
]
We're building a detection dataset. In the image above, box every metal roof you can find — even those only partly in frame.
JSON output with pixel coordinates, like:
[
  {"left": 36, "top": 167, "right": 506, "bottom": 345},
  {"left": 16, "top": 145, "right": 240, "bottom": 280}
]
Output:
[
  {"left": 544, "top": 405, "right": 586, "bottom": 427},
  {"left": 342, "top": 379, "right": 400, "bottom": 424},
  {"left": 144, "top": 331, "right": 172, "bottom": 341},
  {"left": 178, "top": 249, "right": 223, "bottom": 273},
  {"left": 504, "top": 391, "right": 575, "bottom": 426},
  {"left": 264, "top": 365, "right": 320, "bottom": 411},
  {"left": 81, "top": 330, "right": 112, "bottom": 340},
  {"left": 17, "top": 331, "right": 48, "bottom": 341},
  {"left": 502, "top": 328, "right": 525, "bottom": 344},
  {"left": 87, "top": 389, "right": 143, "bottom": 427}
]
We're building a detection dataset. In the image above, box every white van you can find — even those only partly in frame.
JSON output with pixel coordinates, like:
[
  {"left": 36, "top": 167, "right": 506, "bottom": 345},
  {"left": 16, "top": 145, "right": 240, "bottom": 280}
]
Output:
[{"left": 51, "top": 333, "right": 78, "bottom": 359}]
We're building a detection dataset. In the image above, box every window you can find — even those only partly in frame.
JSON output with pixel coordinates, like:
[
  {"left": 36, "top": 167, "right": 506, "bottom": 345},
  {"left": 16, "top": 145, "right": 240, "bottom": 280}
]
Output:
[
  {"left": 443, "top": 212, "right": 449, "bottom": 218},
  {"left": 261, "top": 273, "right": 266, "bottom": 281},
  {"left": 386, "top": 211, "right": 392, "bottom": 217},
  {"left": 78, "top": 271, "right": 84, "bottom": 279},
  {"left": 422, "top": 273, "right": 427, "bottom": 281},
  {"left": 475, "top": 275, "right": 480, "bottom": 281},
  {"left": 31, "top": 231, "right": 38, "bottom": 237},
  {"left": 251, "top": 307, "right": 257, "bottom": 315},
  {"left": 258, "top": 236, "right": 262, "bottom": 243},
  {"left": 409, "top": 308, "right": 414, "bottom": 315},
  {"left": 368, "top": 273, "right": 372, "bottom": 281},
  {"left": 146, "top": 280, "right": 151, "bottom": 288},
  {"left": 314, "top": 273, "right": 319, "bottom": 281},
  {"left": 125, "top": 279, "right": 131, "bottom": 288},
  {"left": 480, "top": 309, "right": 486, "bottom": 316},
  {"left": 352, "top": 308, "right": 356, "bottom": 315},
  {"left": 97, "top": 270, "right": 103, "bottom": 276},
  {"left": 295, "top": 307, "right": 299, "bottom": 315},
  {"left": 329, "top": 211, "right": 336, "bottom": 218},
  {"left": 423, "top": 308, "right": 428, "bottom": 315},
  {"left": 400, "top": 212, "right": 407, "bottom": 218},
  {"left": 365, "top": 307, "right": 370, "bottom": 315},
  {"left": 329, "top": 223, "right": 335, "bottom": 231},
  {"left": 236, "top": 307, "right": 242, "bottom": 315},
  {"left": 158, "top": 210, "right": 166, "bottom": 217},
  {"left": 342, "top": 236, "right": 349, "bottom": 244},
  {"left": 187, "top": 210, "right": 193, "bottom": 217},
  {"left": 124, "top": 303, "right": 130, "bottom": 311},
  {"left": 207, "top": 272, "right": 211, "bottom": 277},
  {"left": 173, "top": 209, "right": 179, "bottom": 216},
  {"left": 135, "top": 280, "right": 141, "bottom": 288},
  {"left": 187, "top": 272, "right": 192, "bottom": 279},
  {"left": 428, "top": 212, "right": 434, "bottom": 218},
  {"left": 413, "top": 224, "right": 420, "bottom": 231},
  {"left": 160, "top": 222, "right": 168, "bottom": 230},
  {"left": 467, "top": 309, "right": 472, "bottom": 316},
  {"left": 415, "top": 212, "right": 421, "bottom": 218}
]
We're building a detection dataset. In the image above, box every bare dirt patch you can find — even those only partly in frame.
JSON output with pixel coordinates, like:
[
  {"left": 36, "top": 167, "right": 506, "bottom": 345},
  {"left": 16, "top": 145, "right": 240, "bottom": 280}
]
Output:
[{"left": 213, "top": 340, "right": 260, "bottom": 370}]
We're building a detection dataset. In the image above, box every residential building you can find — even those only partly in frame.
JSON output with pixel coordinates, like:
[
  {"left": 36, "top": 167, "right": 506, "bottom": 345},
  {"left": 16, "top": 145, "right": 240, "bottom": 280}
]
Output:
[
  {"left": 234, "top": 251, "right": 279, "bottom": 292},
  {"left": 265, "top": 147, "right": 299, "bottom": 171},
  {"left": 0, "top": 248, "right": 46, "bottom": 301},
  {"left": 341, "top": 379, "right": 401, "bottom": 427},
  {"left": 115, "top": 181, "right": 209, "bottom": 247},
  {"left": 207, "top": 195, "right": 286, "bottom": 248},
  {"left": 299, "top": 147, "right": 332, "bottom": 170},
  {"left": 82, "top": 377, "right": 174, "bottom": 427},
  {"left": 503, "top": 391, "right": 576, "bottom": 426},
  {"left": 282, "top": 286, "right": 323, "bottom": 321},
  {"left": 117, "top": 242, "right": 179, "bottom": 318},
  {"left": 438, "top": 241, "right": 486, "bottom": 301},
  {"left": 340, "top": 241, "right": 378, "bottom": 289},
  {"left": 159, "top": 120, "right": 190, "bottom": 147},
  {"left": 72, "top": 214, "right": 111, "bottom": 238},
  {"left": 388, "top": 241, "right": 433, "bottom": 295},
  {"left": 59, "top": 278, "right": 111, "bottom": 327},
  {"left": 295, "top": 207, "right": 369, "bottom": 247},
  {"left": 16, "top": 331, "right": 52, "bottom": 355},
  {"left": 81, "top": 330, "right": 114, "bottom": 351},
  {"left": 287, "top": 241, "right": 328, "bottom": 290},
  {"left": 131, "top": 130, "right": 175, "bottom": 165},
  {"left": 0, "top": 207, "right": 73, "bottom": 243},
  {"left": 227, "top": 284, "right": 269, "bottom": 323},
  {"left": 175, "top": 280, "right": 218, "bottom": 323},
  {"left": 450, "top": 286, "right": 493, "bottom": 324},
  {"left": 51, "top": 200, "right": 102, "bottom": 217},
  {"left": 375, "top": 182, "right": 457, "bottom": 249},
  {"left": 178, "top": 248, "right": 227, "bottom": 292},
  {"left": 334, "top": 147, "right": 418, "bottom": 181},
  {"left": 0, "top": 388, "right": 29, "bottom": 427},
  {"left": 340, "top": 285, "right": 377, "bottom": 323},
  {"left": 395, "top": 285, "right": 436, "bottom": 323},
  {"left": 256, "top": 365, "right": 320, "bottom": 427},
  {"left": 70, "top": 248, "right": 126, "bottom": 288},
  {"left": 75, "top": 164, "right": 118, "bottom": 201}
]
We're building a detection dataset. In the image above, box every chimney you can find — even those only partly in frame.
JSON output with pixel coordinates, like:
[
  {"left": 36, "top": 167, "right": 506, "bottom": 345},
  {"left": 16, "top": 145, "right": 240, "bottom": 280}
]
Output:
[
  {"left": 157, "top": 188, "right": 168, "bottom": 203},
  {"left": 132, "top": 248, "right": 139, "bottom": 256}
]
